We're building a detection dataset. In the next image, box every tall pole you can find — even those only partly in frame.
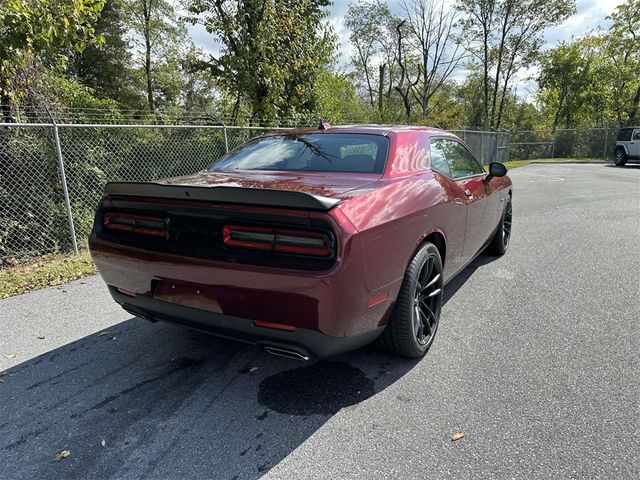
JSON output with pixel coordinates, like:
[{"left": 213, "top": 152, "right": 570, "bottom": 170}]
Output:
[{"left": 50, "top": 113, "right": 78, "bottom": 254}]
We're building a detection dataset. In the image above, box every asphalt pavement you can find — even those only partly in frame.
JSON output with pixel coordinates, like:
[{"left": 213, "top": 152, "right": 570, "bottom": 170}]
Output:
[{"left": 1, "top": 163, "right": 639, "bottom": 479}]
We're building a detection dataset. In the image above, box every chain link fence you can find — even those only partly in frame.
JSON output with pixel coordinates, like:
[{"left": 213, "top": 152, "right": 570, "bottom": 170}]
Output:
[
  {"left": 509, "top": 127, "right": 619, "bottom": 161},
  {"left": 1, "top": 120, "right": 507, "bottom": 265},
  {"left": 452, "top": 130, "right": 510, "bottom": 165},
  {"left": 0, "top": 122, "right": 272, "bottom": 265}
]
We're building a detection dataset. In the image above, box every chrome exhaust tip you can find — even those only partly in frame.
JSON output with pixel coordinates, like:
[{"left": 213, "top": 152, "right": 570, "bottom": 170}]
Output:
[{"left": 264, "top": 346, "right": 310, "bottom": 361}]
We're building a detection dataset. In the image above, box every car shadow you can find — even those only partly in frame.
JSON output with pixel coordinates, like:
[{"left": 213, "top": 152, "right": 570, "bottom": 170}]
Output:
[
  {"left": 444, "top": 254, "right": 500, "bottom": 304},
  {"left": 0, "top": 256, "right": 495, "bottom": 480},
  {"left": 604, "top": 163, "right": 640, "bottom": 169}
]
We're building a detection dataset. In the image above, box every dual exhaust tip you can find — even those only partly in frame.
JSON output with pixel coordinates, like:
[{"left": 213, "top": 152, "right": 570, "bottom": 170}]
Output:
[{"left": 123, "top": 303, "right": 310, "bottom": 361}]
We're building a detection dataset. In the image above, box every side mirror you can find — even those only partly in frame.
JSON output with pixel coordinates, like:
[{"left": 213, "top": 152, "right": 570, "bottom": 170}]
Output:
[{"left": 487, "top": 162, "right": 507, "bottom": 178}]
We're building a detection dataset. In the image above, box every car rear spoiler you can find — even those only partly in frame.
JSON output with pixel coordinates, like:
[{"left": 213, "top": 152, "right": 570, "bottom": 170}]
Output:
[{"left": 104, "top": 182, "right": 341, "bottom": 211}]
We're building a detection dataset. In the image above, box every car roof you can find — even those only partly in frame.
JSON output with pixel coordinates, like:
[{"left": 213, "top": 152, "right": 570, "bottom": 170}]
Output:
[{"left": 267, "top": 124, "right": 449, "bottom": 136}]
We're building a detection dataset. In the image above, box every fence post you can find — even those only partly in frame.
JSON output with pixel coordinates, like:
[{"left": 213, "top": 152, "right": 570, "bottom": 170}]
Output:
[
  {"left": 603, "top": 128, "right": 609, "bottom": 160},
  {"left": 52, "top": 122, "right": 78, "bottom": 254},
  {"left": 223, "top": 125, "right": 229, "bottom": 153},
  {"left": 481, "top": 131, "right": 485, "bottom": 164},
  {"left": 551, "top": 132, "right": 556, "bottom": 159}
]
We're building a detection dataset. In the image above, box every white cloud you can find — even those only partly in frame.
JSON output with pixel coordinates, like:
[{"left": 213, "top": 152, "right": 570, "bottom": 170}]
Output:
[{"left": 543, "top": 0, "right": 625, "bottom": 48}]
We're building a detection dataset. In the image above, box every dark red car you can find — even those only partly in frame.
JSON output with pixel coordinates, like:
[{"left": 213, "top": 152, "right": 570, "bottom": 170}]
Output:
[{"left": 89, "top": 125, "right": 512, "bottom": 359}]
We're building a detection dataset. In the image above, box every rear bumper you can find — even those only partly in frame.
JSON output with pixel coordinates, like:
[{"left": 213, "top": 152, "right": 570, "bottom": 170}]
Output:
[
  {"left": 90, "top": 232, "right": 400, "bottom": 356},
  {"left": 110, "top": 287, "right": 384, "bottom": 358}
]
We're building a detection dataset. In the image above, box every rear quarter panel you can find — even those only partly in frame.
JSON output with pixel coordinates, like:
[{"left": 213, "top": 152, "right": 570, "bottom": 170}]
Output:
[{"left": 338, "top": 131, "right": 466, "bottom": 291}]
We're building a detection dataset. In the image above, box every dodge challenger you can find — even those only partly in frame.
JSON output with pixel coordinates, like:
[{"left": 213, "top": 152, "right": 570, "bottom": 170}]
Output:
[{"left": 89, "top": 124, "right": 512, "bottom": 360}]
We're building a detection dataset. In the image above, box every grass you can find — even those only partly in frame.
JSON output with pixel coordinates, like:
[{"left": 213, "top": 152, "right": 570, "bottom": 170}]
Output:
[
  {"left": 528, "top": 157, "right": 607, "bottom": 163},
  {"left": 502, "top": 160, "right": 533, "bottom": 170},
  {"left": 493, "top": 158, "right": 608, "bottom": 171},
  {"left": 0, "top": 252, "right": 96, "bottom": 299}
]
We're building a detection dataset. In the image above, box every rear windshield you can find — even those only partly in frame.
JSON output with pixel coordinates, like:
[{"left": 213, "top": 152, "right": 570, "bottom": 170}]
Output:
[{"left": 210, "top": 134, "right": 389, "bottom": 174}]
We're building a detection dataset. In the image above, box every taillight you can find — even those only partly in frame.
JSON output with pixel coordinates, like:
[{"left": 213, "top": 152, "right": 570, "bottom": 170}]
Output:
[
  {"left": 223, "top": 225, "right": 331, "bottom": 256},
  {"left": 103, "top": 212, "right": 168, "bottom": 238},
  {"left": 222, "top": 225, "right": 273, "bottom": 250},
  {"left": 273, "top": 229, "right": 331, "bottom": 255}
]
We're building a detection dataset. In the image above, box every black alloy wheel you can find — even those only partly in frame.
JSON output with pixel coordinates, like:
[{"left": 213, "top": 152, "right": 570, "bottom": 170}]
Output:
[
  {"left": 487, "top": 196, "right": 512, "bottom": 256},
  {"left": 502, "top": 198, "right": 512, "bottom": 250},
  {"left": 378, "top": 242, "right": 443, "bottom": 358},
  {"left": 413, "top": 253, "right": 443, "bottom": 346}
]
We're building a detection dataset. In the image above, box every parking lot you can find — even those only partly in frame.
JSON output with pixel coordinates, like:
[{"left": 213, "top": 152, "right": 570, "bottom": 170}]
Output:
[{"left": 1, "top": 163, "right": 639, "bottom": 479}]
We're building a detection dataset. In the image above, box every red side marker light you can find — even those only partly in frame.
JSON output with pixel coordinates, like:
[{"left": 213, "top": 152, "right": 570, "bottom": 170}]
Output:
[
  {"left": 368, "top": 292, "right": 388, "bottom": 307},
  {"left": 116, "top": 287, "right": 137, "bottom": 297},
  {"left": 253, "top": 320, "right": 296, "bottom": 332}
]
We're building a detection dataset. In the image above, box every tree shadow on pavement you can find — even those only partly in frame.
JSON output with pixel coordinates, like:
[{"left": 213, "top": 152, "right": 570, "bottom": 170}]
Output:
[{"left": 0, "top": 256, "right": 494, "bottom": 480}]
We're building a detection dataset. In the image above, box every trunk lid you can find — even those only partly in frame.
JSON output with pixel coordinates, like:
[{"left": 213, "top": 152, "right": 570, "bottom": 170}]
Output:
[{"left": 158, "top": 170, "right": 381, "bottom": 201}]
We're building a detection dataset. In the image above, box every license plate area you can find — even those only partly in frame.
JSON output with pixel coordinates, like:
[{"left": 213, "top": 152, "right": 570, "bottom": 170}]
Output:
[{"left": 153, "top": 280, "right": 223, "bottom": 313}]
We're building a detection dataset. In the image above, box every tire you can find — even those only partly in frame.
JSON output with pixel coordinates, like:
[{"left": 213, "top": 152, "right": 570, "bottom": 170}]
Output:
[
  {"left": 378, "top": 242, "right": 443, "bottom": 358},
  {"left": 487, "top": 195, "right": 512, "bottom": 256},
  {"left": 614, "top": 148, "right": 627, "bottom": 167}
]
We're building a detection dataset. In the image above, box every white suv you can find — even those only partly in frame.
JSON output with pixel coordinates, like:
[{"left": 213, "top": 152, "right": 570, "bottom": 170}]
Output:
[{"left": 614, "top": 127, "right": 640, "bottom": 167}]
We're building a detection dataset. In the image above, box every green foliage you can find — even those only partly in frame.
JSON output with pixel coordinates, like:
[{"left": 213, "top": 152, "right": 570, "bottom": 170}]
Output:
[
  {"left": 605, "top": 0, "right": 640, "bottom": 124},
  {"left": 0, "top": 0, "right": 106, "bottom": 112},
  {"left": 538, "top": 40, "right": 601, "bottom": 130},
  {"left": 537, "top": 0, "right": 640, "bottom": 128},
  {"left": 187, "top": 0, "right": 336, "bottom": 124},
  {"left": 44, "top": 75, "right": 123, "bottom": 113},
  {"left": 313, "top": 70, "right": 371, "bottom": 124},
  {"left": 67, "top": 0, "right": 145, "bottom": 108},
  {"left": 122, "top": 0, "right": 192, "bottom": 111},
  {"left": 0, "top": 0, "right": 105, "bottom": 58}
]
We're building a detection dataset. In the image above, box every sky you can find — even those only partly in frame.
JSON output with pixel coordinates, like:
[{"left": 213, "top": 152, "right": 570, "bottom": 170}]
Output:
[{"left": 186, "top": 0, "right": 627, "bottom": 100}]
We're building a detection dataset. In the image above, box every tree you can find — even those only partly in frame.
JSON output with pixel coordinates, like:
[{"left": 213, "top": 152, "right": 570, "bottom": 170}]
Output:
[
  {"left": 313, "top": 70, "right": 370, "bottom": 123},
  {"left": 457, "top": 0, "right": 576, "bottom": 129},
  {"left": 186, "top": 0, "right": 336, "bottom": 124},
  {"left": 536, "top": 0, "right": 640, "bottom": 129},
  {"left": 123, "top": 0, "right": 187, "bottom": 112},
  {"left": 604, "top": 0, "right": 640, "bottom": 125},
  {"left": 401, "top": 0, "right": 464, "bottom": 118},
  {"left": 538, "top": 40, "right": 598, "bottom": 131},
  {"left": 67, "top": 0, "right": 144, "bottom": 108},
  {"left": 394, "top": 19, "right": 420, "bottom": 119},
  {"left": 345, "top": 0, "right": 398, "bottom": 112},
  {"left": 0, "top": 0, "right": 105, "bottom": 117},
  {"left": 345, "top": 0, "right": 464, "bottom": 122}
]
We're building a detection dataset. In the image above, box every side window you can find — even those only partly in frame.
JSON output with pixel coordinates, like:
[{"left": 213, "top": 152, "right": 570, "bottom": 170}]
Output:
[
  {"left": 633, "top": 130, "right": 640, "bottom": 140},
  {"left": 441, "top": 139, "right": 483, "bottom": 179},
  {"left": 618, "top": 129, "right": 632, "bottom": 141},
  {"left": 429, "top": 139, "right": 452, "bottom": 177}
]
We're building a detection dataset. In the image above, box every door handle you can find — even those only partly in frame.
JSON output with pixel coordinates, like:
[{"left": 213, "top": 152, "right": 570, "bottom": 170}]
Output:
[{"left": 464, "top": 189, "right": 472, "bottom": 197}]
